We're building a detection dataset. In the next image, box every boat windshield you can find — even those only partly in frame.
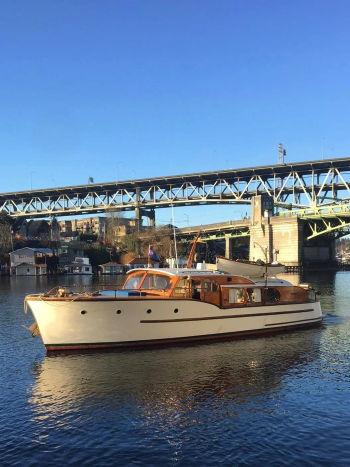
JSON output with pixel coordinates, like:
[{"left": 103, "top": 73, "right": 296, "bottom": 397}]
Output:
[
  {"left": 141, "top": 274, "right": 171, "bottom": 290},
  {"left": 123, "top": 272, "right": 145, "bottom": 289}
]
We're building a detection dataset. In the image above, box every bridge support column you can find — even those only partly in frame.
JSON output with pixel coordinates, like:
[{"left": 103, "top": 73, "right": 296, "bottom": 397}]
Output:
[
  {"left": 225, "top": 236, "right": 234, "bottom": 259},
  {"left": 302, "top": 234, "right": 336, "bottom": 265},
  {"left": 249, "top": 195, "right": 303, "bottom": 267},
  {"left": 141, "top": 209, "right": 156, "bottom": 228},
  {"left": 249, "top": 195, "right": 274, "bottom": 263}
]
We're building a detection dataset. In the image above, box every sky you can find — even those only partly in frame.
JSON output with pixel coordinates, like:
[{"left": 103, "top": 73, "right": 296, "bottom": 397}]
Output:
[{"left": 1, "top": 0, "right": 350, "bottom": 226}]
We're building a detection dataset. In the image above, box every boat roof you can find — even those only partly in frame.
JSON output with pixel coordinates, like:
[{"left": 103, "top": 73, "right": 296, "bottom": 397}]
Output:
[
  {"left": 126, "top": 267, "right": 293, "bottom": 286},
  {"left": 126, "top": 267, "right": 227, "bottom": 277}
]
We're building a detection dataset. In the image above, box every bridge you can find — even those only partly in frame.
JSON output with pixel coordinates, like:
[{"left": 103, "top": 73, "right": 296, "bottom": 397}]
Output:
[
  {"left": 178, "top": 220, "right": 250, "bottom": 241},
  {"left": 2, "top": 156, "right": 350, "bottom": 267},
  {"left": 176, "top": 204, "right": 350, "bottom": 242},
  {"left": 1, "top": 157, "right": 350, "bottom": 219}
]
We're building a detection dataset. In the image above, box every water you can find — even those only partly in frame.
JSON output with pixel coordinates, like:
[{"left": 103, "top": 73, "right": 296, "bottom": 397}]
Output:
[{"left": 0, "top": 272, "right": 349, "bottom": 466}]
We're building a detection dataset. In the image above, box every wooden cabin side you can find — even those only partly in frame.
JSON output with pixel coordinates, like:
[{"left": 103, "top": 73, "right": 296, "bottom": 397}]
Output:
[{"left": 121, "top": 270, "right": 316, "bottom": 307}]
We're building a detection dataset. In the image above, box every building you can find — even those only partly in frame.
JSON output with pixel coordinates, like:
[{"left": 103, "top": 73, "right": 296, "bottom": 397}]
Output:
[
  {"left": 58, "top": 217, "right": 107, "bottom": 241},
  {"left": 57, "top": 243, "right": 86, "bottom": 267},
  {"left": 99, "top": 262, "right": 124, "bottom": 275},
  {"left": 105, "top": 216, "right": 142, "bottom": 245},
  {"left": 125, "top": 257, "right": 160, "bottom": 269},
  {"left": 64, "top": 257, "right": 93, "bottom": 275},
  {"left": 9, "top": 247, "right": 53, "bottom": 276}
]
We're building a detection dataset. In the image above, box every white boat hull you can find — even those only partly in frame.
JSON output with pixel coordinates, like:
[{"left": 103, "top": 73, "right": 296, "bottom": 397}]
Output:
[
  {"left": 26, "top": 297, "right": 322, "bottom": 351},
  {"left": 217, "top": 257, "right": 285, "bottom": 276}
]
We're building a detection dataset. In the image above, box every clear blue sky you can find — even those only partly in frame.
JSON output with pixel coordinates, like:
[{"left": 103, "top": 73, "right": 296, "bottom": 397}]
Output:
[{"left": 1, "top": 0, "right": 350, "bottom": 225}]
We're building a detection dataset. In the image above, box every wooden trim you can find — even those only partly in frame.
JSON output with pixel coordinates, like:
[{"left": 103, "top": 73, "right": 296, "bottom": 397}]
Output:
[{"left": 140, "top": 308, "right": 315, "bottom": 324}]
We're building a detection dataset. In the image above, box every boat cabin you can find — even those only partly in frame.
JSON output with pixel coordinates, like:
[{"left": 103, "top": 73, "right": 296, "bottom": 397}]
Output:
[{"left": 122, "top": 268, "right": 316, "bottom": 306}]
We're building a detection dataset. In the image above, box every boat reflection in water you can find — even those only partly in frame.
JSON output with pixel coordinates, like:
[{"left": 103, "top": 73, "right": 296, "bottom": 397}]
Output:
[{"left": 29, "top": 329, "right": 321, "bottom": 426}]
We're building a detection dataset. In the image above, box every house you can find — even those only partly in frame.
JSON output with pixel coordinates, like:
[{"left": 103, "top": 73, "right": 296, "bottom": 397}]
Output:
[
  {"left": 125, "top": 257, "right": 160, "bottom": 270},
  {"left": 64, "top": 257, "right": 93, "bottom": 275},
  {"left": 57, "top": 244, "right": 85, "bottom": 267},
  {"left": 99, "top": 262, "right": 124, "bottom": 275},
  {"left": 9, "top": 247, "right": 53, "bottom": 276}
]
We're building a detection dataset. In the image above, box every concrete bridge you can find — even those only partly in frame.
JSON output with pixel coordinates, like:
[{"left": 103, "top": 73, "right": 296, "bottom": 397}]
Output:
[{"left": 177, "top": 197, "right": 350, "bottom": 267}]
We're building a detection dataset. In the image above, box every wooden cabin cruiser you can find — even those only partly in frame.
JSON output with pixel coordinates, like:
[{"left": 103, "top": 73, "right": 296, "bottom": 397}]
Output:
[{"left": 24, "top": 268, "right": 322, "bottom": 352}]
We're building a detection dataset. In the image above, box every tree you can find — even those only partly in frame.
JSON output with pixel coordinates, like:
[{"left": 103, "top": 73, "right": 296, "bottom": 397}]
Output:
[{"left": 0, "top": 213, "right": 13, "bottom": 263}]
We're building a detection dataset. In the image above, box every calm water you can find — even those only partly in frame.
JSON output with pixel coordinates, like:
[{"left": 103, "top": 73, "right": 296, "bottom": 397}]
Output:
[{"left": 0, "top": 272, "right": 349, "bottom": 466}]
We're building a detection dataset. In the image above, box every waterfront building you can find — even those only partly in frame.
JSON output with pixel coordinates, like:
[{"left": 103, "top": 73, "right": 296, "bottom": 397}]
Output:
[
  {"left": 125, "top": 257, "right": 160, "bottom": 269},
  {"left": 9, "top": 247, "right": 53, "bottom": 276},
  {"left": 64, "top": 257, "right": 93, "bottom": 275},
  {"left": 99, "top": 261, "right": 124, "bottom": 275}
]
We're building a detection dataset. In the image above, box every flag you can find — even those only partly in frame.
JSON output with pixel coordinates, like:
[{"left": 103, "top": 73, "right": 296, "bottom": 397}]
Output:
[{"left": 148, "top": 245, "right": 159, "bottom": 261}]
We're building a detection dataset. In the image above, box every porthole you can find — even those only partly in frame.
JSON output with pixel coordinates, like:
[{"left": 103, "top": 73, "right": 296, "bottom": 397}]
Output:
[
  {"left": 81, "top": 310, "right": 87, "bottom": 315},
  {"left": 174, "top": 308, "right": 179, "bottom": 313},
  {"left": 146, "top": 309, "right": 152, "bottom": 314},
  {"left": 116, "top": 309, "right": 122, "bottom": 314}
]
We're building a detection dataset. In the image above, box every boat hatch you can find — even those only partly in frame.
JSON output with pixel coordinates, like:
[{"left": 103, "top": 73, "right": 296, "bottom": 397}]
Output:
[{"left": 100, "top": 290, "right": 147, "bottom": 297}]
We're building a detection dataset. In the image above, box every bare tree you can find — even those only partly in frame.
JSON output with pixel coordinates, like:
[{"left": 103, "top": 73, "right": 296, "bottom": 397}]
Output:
[
  {"left": 0, "top": 213, "right": 13, "bottom": 262},
  {"left": 105, "top": 210, "right": 125, "bottom": 247}
]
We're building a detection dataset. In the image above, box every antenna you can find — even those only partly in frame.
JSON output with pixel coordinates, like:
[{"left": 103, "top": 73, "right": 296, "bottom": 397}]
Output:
[{"left": 278, "top": 144, "right": 286, "bottom": 164}]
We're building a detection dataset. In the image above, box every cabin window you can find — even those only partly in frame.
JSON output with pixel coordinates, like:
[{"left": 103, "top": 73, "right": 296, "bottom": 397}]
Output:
[
  {"left": 229, "top": 288, "right": 247, "bottom": 304},
  {"left": 265, "top": 288, "right": 280, "bottom": 303},
  {"left": 203, "top": 281, "right": 219, "bottom": 293},
  {"left": 123, "top": 273, "right": 144, "bottom": 289},
  {"left": 142, "top": 274, "right": 171, "bottom": 290},
  {"left": 246, "top": 288, "right": 262, "bottom": 303},
  {"left": 173, "top": 278, "right": 189, "bottom": 297},
  {"left": 191, "top": 280, "right": 202, "bottom": 299}
]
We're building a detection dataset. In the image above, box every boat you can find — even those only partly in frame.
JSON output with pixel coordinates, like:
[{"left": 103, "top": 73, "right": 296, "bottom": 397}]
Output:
[
  {"left": 24, "top": 267, "right": 322, "bottom": 352},
  {"left": 217, "top": 256, "right": 285, "bottom": 277}
]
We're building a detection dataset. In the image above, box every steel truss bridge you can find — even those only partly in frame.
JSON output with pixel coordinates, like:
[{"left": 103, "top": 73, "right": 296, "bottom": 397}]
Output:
[
  {"left": 177, "top": 203, "right": 350, "bottom": 242},
  {"left": 177, "top": 220, "right": 250, "bottom": 242},
  {"left": 2, "top": 157, "right": 350, "bottom": 220},
  {"left": 279, "top": 203, "right": 350, "bottom": 240}
]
